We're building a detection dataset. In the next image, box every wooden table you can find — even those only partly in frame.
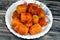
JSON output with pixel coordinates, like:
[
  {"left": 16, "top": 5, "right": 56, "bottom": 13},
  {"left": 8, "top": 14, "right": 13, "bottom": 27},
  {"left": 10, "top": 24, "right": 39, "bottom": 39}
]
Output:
[{"left": 0, "top": 0, "right": 60, "bottom": 40}]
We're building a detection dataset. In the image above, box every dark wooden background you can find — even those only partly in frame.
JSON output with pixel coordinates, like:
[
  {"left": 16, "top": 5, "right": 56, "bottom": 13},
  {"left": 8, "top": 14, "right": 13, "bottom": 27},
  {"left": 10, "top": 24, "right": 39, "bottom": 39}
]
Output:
[{"left": 0, "top": 0, "right": 60, "bottom": 40}]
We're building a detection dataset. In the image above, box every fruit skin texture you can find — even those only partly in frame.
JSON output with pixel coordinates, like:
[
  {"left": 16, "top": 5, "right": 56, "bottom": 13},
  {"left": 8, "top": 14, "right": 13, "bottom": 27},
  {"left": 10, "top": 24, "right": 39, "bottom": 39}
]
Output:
[
  {"left": 14, "top": 23, "right": 29, "bottom": 35},
  {"left": 33, "top": 15, "right": 39, "bottom": 24},
  {"left": 29, "top": 24, "right": 42, "bottom": 35},
  {"left": 39, "top": 18, "right": 47, "bottom": 26},
  {"left": 12, "top": 11, "right": 19, "bottom": 19},
  {"left": 11, "top": 18, "right": 20, "bottom": 27},
  {"left": 26, "top": 13, "right": 32, "bottom": 23},
  {"left": 28, "top": 3, "right": 39, "bottom": 15},
  {"left": 21, "top": 13, "right": 32, "bottom": 23},
  {"left": 21, "top": 13, "right": 27, "bottom": 23},
  {"left": 38, "top": 8, "right": 46, "bottom": 18},
  {"left": 16, "top": 4, "right": 27, "bottom": 14},
  {"left": 26, "top": 22, "right": 32, "bottom": 28}
]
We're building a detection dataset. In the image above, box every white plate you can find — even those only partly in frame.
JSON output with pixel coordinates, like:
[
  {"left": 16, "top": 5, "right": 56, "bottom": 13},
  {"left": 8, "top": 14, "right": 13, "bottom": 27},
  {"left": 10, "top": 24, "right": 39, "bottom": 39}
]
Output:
[{"left": 5, "top": 0, "right": 53, "bottom": 39}]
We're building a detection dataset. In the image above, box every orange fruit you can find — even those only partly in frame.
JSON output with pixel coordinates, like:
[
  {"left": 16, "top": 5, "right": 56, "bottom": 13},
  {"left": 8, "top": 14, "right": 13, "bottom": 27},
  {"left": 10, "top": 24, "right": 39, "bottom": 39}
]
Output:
[
  {"left": 21, "top": 13, "right": 27, "bottom": 23},
  {"left": 33, "top": 15, "right": 39, "bottom": 24},
  {"left": 39, "top": 18, "right": 47, "bottom": 26},
  {"left": 29, "top": 24, "right": 42, "bottom": 35},
  {"left": 26, "top": 13, "right": 32, "bottom": 23},
  {"left": 14, "top": 23, "right": 29, "bottom": 35},
  {"left": 26, "top": 22, "right": 32, "bottom": 28},
  {"left": 11, "top": 18, "right": 20, "bottom": 27},
  {"left": 16, "top": 4, "right": 27, "bottom": 14}
]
